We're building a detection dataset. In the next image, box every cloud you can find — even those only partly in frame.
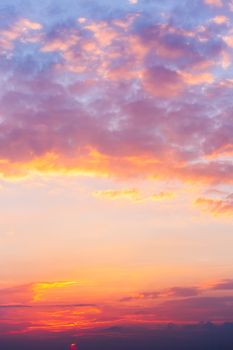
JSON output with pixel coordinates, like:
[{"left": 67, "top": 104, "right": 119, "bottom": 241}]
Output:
[
  {"left": 204, "top": 0, "right": 223, "bottom": 7},
  {"left": 0, "top": 18, "right": 42, "bottom": 52},
  {"left": 32, "top": 281, "right": 80, "bottom": 302},
  {"left": 119, "top": 277, "right": 233, "bottom": 323},
  {"left": 0, "top": 304, "right": 32, "bottom": 308},
  {"left": 93, "top": 189, "right": 141, "bottom": 201},
  {"left": 93, "top": 189, "right": 175, "bottom": 202},
  {"left": 0, "top": 284, "right": 33, "bottom": 305},
  {"left": 142, "top": 66, "right": 184, "bottom": 98},
  {"left": 211, "top": 16, "right": 229, "bottom": 25},
  {"left": 1, "top": 323, "right": 233, "bottom": 350},
  {"left": 152, "top": 296, "right": 233, "bottom": 322},
  {"left": 120, "top": 277, "right": 233, "bottom": 305},
  {"left": 120, "top": 291, "right": 160, "bottom": 302},
  {"left": 212, "top": 279, "right": 233, "bottom": 290},
  {"left": 0, "top": 281, "right": 101, "bottom": 335},
  {"left": 195, "top": 194, "right": 233, "bottom": 216},
  {"left": 0, "top": 4, "right": 231, "bottom": 200},
  {"left": 167, "top": 287, "right": 201, "bottom": 298},
  {"left": 41, "top": 32, "right": 78, "bottom": 53},
  {"left": 150, "top": 192, "right": 175, "bottom": 201},
  {"left": 0, "top": 281, "right": 82, "bottom": 305},
  {"left": 1, "top": 278, "right": 233, "bottom": 335},
  {"left": 120, "top": 286, "right": 201, "bottom": 302}
]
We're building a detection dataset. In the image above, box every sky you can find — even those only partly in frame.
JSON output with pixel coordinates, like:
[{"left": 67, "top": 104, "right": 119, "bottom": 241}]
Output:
[{"left": 0, "top": 0, "right": 233, "bottom": 347}]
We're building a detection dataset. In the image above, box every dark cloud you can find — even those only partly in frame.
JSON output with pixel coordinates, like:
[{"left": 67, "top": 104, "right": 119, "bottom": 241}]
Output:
[
  {"left": 134, "top": 296, "right": 233, "bottom": 322},
  {"left": 212, "top": 279, "right": 233, "bottom": 290},
  {"left": 1, "top": 323, "right": 233, "bottom": 350},
  {"left": 167, "top": 287, "right": 200, "bottom": 297},
  {"left": 0, "top": 305, "right": 32, "bottom": 308},
  {"left": 120, "top": 286, "right": 200, "bottom": 301}
]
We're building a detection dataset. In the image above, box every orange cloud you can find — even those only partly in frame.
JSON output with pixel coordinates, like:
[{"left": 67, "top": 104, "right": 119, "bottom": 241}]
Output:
[
  {"left": 150, "top": 192, "right": 175, "bottom": 201},
  {"left": 0, "top": 148, "right": 232, "bottom": 191},
  {"left": 0, "top": 281, "right": 83, "bottom": 306},
  {"left": 1, "top": 277, "right": 233, "bottom": 335},
  {"left": 181, "top": 71, "right": 214, "bottom": 85},
  {"left": 195, "top": 195, "right": 233, "bottom": 216},
  {"left": 93, "top": 188, "right": 141, "bottom": 201},
  {"left": 205, "top": 144, "right": 233, "bottom": 159},
  {"left": 93, "top": 189, "right": 176, "bottom": 203},
  {"left": 32, "top": 281, "right": 80, "bottom": 302},
  {"left": 211, "top": 16, "right": 229, "bottom": 24}
]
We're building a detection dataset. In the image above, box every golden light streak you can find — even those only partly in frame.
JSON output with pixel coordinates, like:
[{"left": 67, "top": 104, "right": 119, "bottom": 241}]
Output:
[{"left": 32, "top": 281, "right": 81, "bottom": 302}]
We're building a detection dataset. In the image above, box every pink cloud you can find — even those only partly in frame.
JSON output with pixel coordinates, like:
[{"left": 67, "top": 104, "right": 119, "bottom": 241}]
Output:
[
  {"left": 0, "top": 18, "right": 42, "bottom": 52},
  {"left": 142, "top": 66, "right": 184, "bottom": 97},
  {"left": 0, "top": 13, "right": 230, "bottom": 194},
  {"left": 204, "top": 0, "right": 223, "bottom": 7},
  {"left": 41, "top": 33, "right": 79, "bottom": 53}
]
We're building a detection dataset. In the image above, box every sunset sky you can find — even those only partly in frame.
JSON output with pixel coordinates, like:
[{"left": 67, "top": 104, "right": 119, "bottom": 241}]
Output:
[{"left": 0, "top": 0, "right": 233, "bottom": 344}]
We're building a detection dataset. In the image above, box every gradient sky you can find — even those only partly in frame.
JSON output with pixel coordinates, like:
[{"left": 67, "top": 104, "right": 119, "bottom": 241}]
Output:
[{"left": 0, "top": 0, "right": 233, "bottom": 341}]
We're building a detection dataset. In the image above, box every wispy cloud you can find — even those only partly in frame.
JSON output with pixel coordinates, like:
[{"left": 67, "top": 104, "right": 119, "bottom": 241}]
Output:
[
  {"left": 211, "top": 279, "right": 233, "bottom": 290},
  {"left": 195, "top": 194, "right": 233, "bottom": 216},
  {"left": 93, "top": 189, "right": 141, "bottom": 201},
  {"left": 120, "top": 286, "right": 201, "bottom": 302},
  {"left": 93, "top": 189, "right": 175, "bottom": 202},
  {"left": 0, "top": 281, "right": 82, "bottom": 305}
]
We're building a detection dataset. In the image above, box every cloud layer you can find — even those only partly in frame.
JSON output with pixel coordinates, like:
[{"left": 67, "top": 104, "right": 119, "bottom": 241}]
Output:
[
  {"left": 0, "top": 0, "right": 231, "bottom": 196},
  {"left": 1, "top": 278, "right": 233, "bottom": 335}
]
